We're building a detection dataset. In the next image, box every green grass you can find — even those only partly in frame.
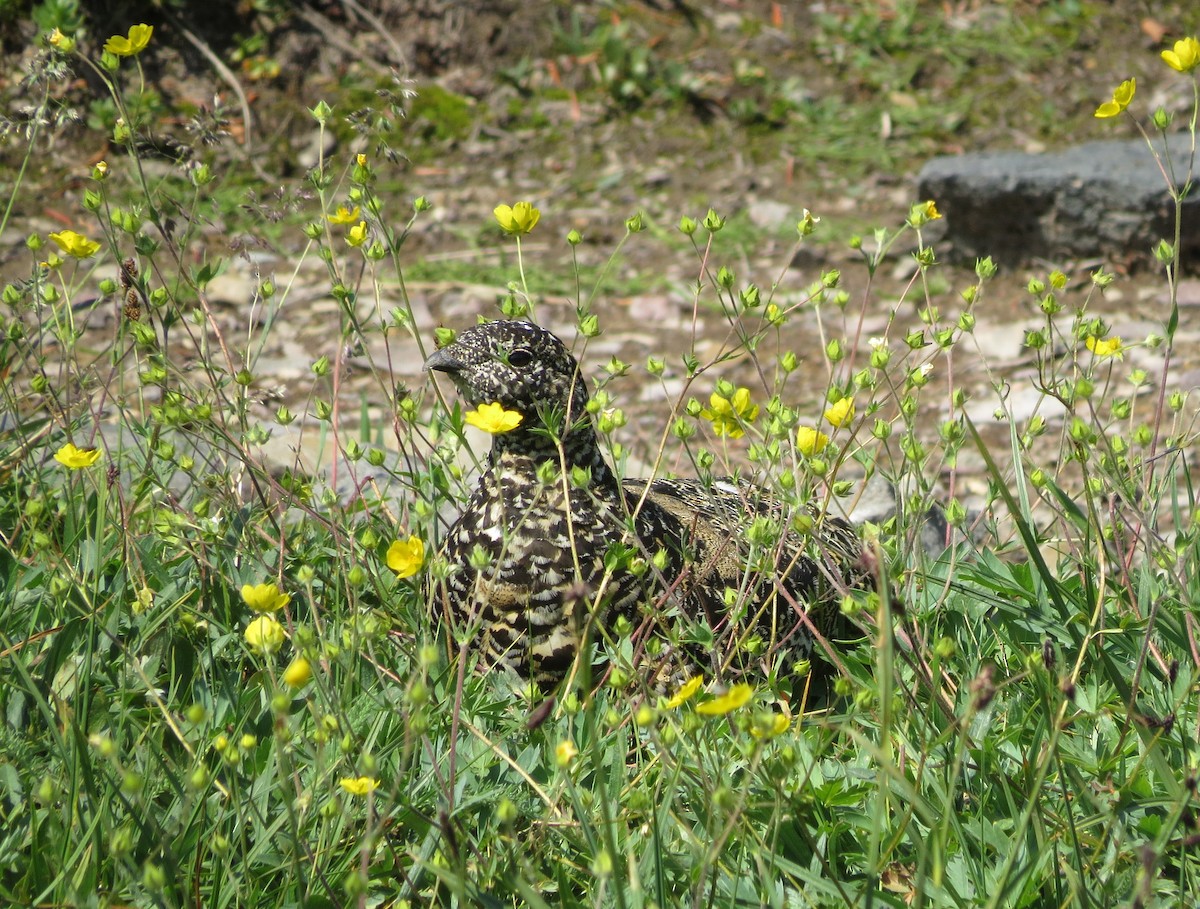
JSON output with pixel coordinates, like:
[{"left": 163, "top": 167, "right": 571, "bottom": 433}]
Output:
[{"left": 3, "top": 10, "right": 1200, "bottom": 909}]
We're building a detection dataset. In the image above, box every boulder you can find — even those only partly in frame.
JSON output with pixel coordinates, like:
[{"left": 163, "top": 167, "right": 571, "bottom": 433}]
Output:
[{"left": 917, "top": 134, "right": 1200, "bottom": 267}]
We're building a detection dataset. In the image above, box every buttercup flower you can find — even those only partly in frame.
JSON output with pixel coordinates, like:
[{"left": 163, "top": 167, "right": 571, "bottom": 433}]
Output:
[
  {"left": 494, "top": 202, "right": 541, "bottom": 235},
  {"left": 796, "top": 426, "right": 830, "bottom": 456},
  {"left": 104, "top": 24, "right": 153, "bottom": 57},
  {"left": 283, "top": 657, "right": 313, "bottom": 688},
  {"left": 701, "top": 387, "right": 759, "bottom": 439},
  {"left": 326, "top": 205, "right": 361, "bottom": 225},
  {"left": 244, "top": 615, "right": 285, "bottom": 655},
  {"left": 356, "top": 153, "right": 367, "bottom": 167},
  {"left": 339, "top": 776, "right": 380, "bottom": 796},
  {"left": 1094, "top": 78, "right": 1135, "bottom": 119},
  {"left": 1162, "top": 37, "right": 1200, "bottom": 73},
  {"left": 750, "top": 712, "right": 792, "bottom": 739},
  {"left": 346, "top": 221, "right": 368, "bottom": 247},
  {"left": 386, "top": 536, "right": 425, "bottom": 579},
  {"left": 48, "top": 230, "right": 101, "bottom": 259},
  {"left": 696, "top": 683, "right": 754, "bottom": 716},
  {"left": 48, "top": 28, "right": 75, "bottom": 52},
  {"left": 665, "top": 675, "right": 703, "bottom": 708},
  {"left": 1086, "top": 336, "right": 1124, "bottom": 358},
  {"left": 54, "top": 443, "right": 102, "bottom": 469},
  {"left": 240, "top": 582, "right": 291, "bottom": 613},
  {"left": 824, "top": 397, "right": 855, "bottom": 429},
  {"left": 555, "top": 740, "right": 579, "bottom": 767},
  {"left": 464, "top": 402, "right": 523, "bottom": 434},
  {"left": 909, "top": 199, "right": 941, "bottom": 226}
]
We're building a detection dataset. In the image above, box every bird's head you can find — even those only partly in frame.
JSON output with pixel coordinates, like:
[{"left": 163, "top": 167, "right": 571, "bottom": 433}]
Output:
[{"left": 425, "top": 320, "right": 592, "bottom": 440}]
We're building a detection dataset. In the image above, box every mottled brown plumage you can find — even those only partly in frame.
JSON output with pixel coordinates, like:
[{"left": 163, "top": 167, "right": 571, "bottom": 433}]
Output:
[{"left": 425, "top": 320, "right": 862, "bottom": 687}]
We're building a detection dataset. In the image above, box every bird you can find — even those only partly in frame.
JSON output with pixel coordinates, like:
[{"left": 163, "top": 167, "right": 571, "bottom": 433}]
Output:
[{"left": 424, "top": 319, "right": 864, "bottom": 689}]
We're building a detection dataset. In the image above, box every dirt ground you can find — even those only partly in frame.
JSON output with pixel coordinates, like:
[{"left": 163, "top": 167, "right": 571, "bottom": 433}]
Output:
[{"left": 3, "top": 1, "right": 1199, "bottom": 518}]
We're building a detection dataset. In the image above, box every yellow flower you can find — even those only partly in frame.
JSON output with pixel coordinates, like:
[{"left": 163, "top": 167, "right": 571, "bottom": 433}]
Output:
[
  {"left": 48, "top": 230, "right": 101, "bottom": 259},
  {"left": 346, "top": 221, "right": 368, "bottom": 247},
  {"left": 494, "top": 201, "right": 541, "bottom": 235},
  {"left": 1162, "top": 37, "right": 1200, "bottom": 73},
  {"left": 244, "top": 615, "right": 286, "bottom": 655},
  {"left": 283, "top": 657, "right": 313, "bottom": 688},
  {"left": 700, "top": 387, "right": 759, "bottom": 439},
  {"left": 104, "top": 23, "right": 153, "bottom": 57},
  {"left": 1085, "top": 335, "right": 1124, "bottom": 358},
  {"left": 696, "top": 683, "right": 754, "bottom": 716},
  {"left": 326, "top": 205, "right": 361, "bottom": 225},
  {"left": 240, "top": 582, "right": 291, "bottom": 613},
  {"left": 824, "top": 396, "right": 855, "bottom": 429},
  {"left": 796, "top": 426, "right": 830, "bottom": 456},
  {"left": 54, "top": 442, "right": 102, "bottom": 469},
  {"left": 339, "top": 776, "right": 380, "bottom": 796},
  {"left": 909, "top": 199, "right": 941, "bottom": 226},
  {"left": 356, "top": 153, "right": 367, "bottom": 167},
  {"left": 555, "top": 740, "right": 579, "bottom": 767},
  {"left": 386, "top": 536, "right": 425, "bottom": 579},
  {"left": 751, "top": 712, "right": 792, "bottom": 739},
  {"left": 48, "top": 28, "right": 75, "bottom": 52},
  {"left": 1094, "top": 78, "right": 1135, "bottom": 119},
  {"left": 665, "top": 675, "right": 703, "bottom": 708},
  {"left": 464, "top": 402, "right": 524, "bottom": 434}
]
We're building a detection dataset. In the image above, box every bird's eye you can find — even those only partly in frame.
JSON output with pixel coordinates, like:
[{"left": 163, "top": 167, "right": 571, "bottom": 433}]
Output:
[{"left": 507, "top": 347, "right": 534, "bottom": 368}]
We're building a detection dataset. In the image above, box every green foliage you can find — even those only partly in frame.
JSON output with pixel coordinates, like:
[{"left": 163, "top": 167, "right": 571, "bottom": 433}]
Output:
[
  {"left": 30, "top": 0, "right": 81, "bottom": 33},
  {"left": 407, "top": 84, "right": 477, "bottom": 143},
  {"left": 2, "top": 10, "right": 1200, "bottom": 909}
]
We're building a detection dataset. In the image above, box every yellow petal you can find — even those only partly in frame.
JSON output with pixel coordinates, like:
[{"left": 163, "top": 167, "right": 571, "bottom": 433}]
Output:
[
  {"left": 493, "top": 204, "right": 516, "bottom": 232},
  {"left": 241, "top": 582, "right": 290, "bottom": 613},
  {"left": 1162, "top": 38, "right": 1200, "bottom": 73},
  {"left": 104, "top": 24, "right": 152, "bottom": 56},
  {"left": 464, "top": 402, "right": 523, "bottom": 434},
  {"left": 283, "top": 657, "right": 313, "bottom": 688},
  {"left": 494, "top": 202, "right": 540, "bottom": 235},
  {"left": 824, "top": 397, "right": 855, "bottom": 429},
  {"left": 326, "top": 205, "right": 361, "bottom": 225},
  {"left": 696, "top": 683, "right": 754, "bottom": 716},
  {"left": 706, "top": 392, "right": 732, "bottom": 415},
  {"left": 666, "top": 675, "right": 704, "bottom": 708},
  {"left": 386, "top": 536, "right": 425, "bottom": 579},
  {"left": 796, "top": 426, "right": 830, "bottom": 456},
  {"left": 1085, "top": 336, "right": 1123, "bottom": 358},
  {"left": 1112, "top": 78, "right": 1135, "bottom": 106},
  {"left": 751, "top": 712, "right": 792, "bottom": 738},
  {"left": 53, "top": 442, "right": 102, "bottom": 468},
  {"left": 127, "top": 24, "right": 153, "bottom": 53},
  {"left": 339, "top": 776, "right": 379, "bottom": 796},
  {"left": 555, "top": 740, "right": 579, "bottom": 767},
  {"left": 48, "top": 230, "right": 101, "bottom": 258},
  {"left": 244, "top": 615, "right": 286, "bottom": 654}
]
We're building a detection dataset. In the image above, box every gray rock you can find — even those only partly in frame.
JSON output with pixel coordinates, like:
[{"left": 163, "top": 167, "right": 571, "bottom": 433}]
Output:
[{"left": 917, "top": 134, "right": 1200, "bottom": 266}]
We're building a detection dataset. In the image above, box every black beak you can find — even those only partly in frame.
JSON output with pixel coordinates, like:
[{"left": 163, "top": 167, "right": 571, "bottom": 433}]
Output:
[{"left": 424, "top": 346, "right": 464, "bottom": 374}]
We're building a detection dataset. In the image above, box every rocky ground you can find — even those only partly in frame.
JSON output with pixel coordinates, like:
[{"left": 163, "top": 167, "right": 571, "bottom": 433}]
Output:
[{"left": 3, "top": 1, "right": 1199, "bottom": 528}]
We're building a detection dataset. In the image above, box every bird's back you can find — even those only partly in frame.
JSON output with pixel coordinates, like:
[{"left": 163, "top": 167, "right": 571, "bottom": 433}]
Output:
[{"left": 622, "top": 476, "right": 861, "bottom": 676}]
